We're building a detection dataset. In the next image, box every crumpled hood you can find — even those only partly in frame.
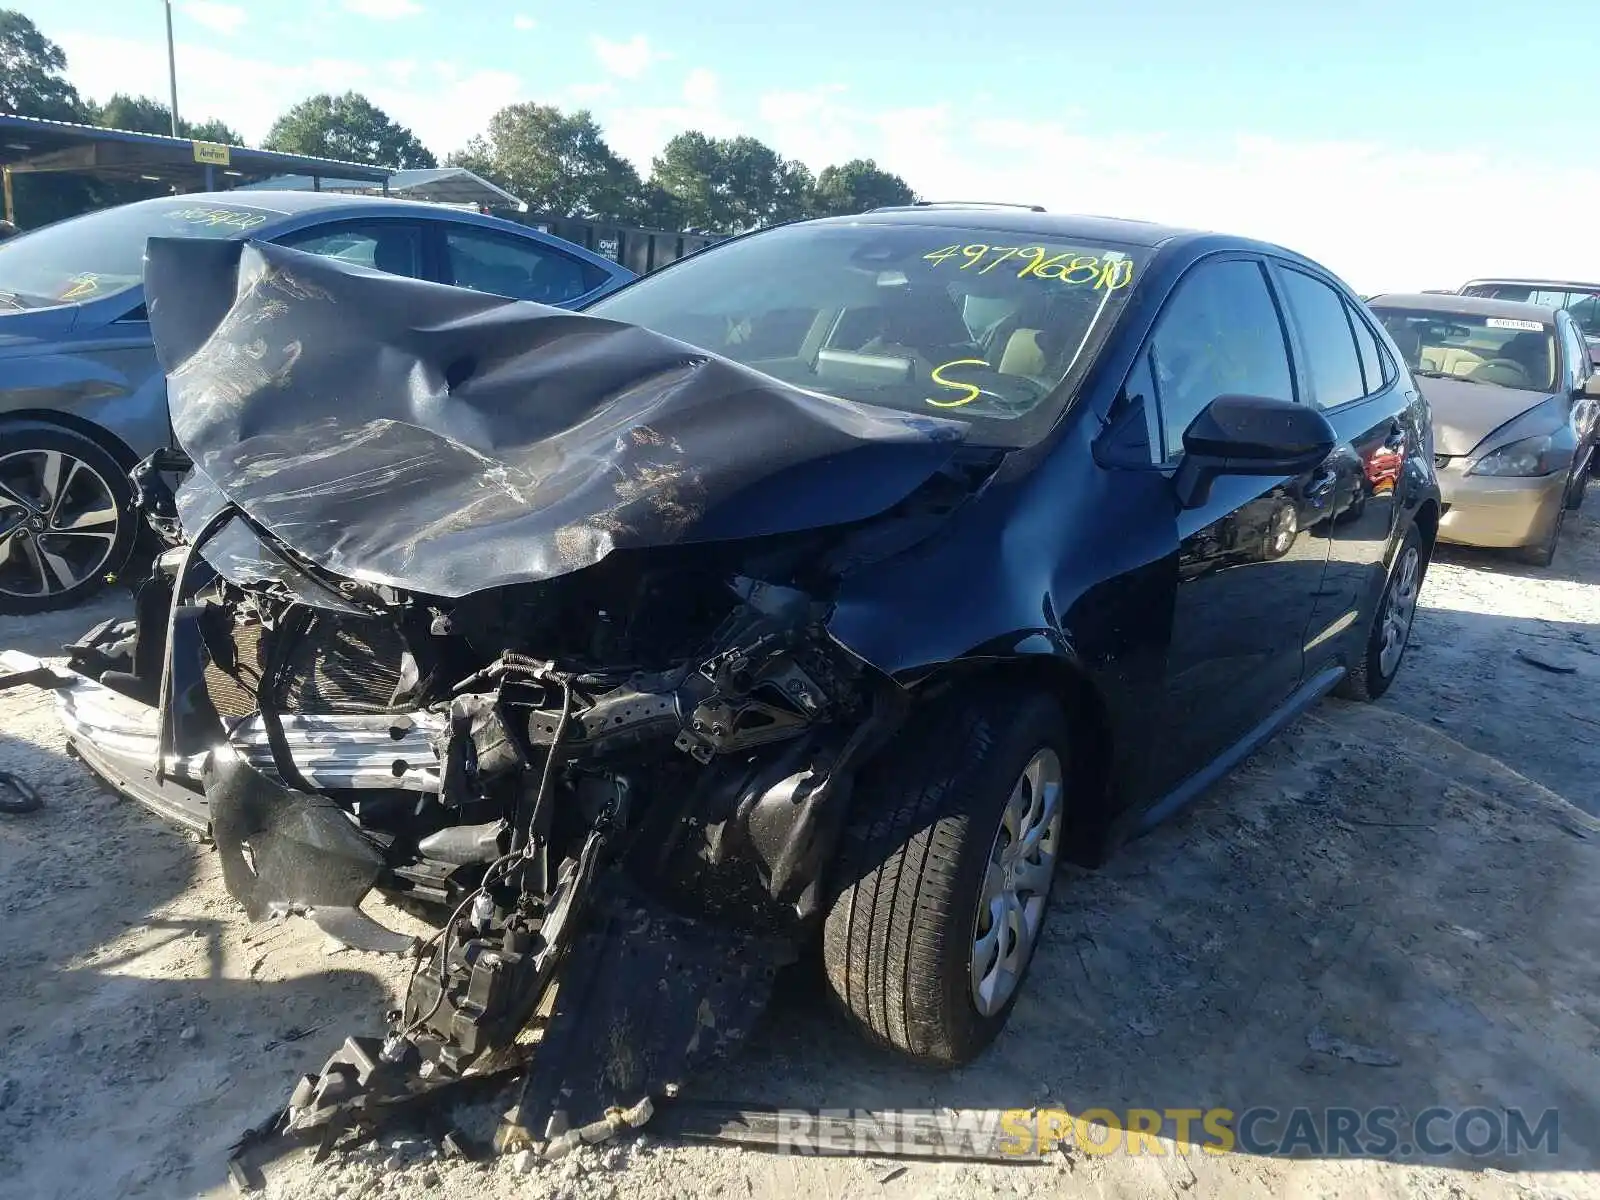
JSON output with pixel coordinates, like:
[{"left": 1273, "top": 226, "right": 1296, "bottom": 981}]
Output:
[
  {"left": 1421, "top": 375, "right": 1555, "bottom": 456},
  {"left": 145, "top": 237, "right": 970, "bottom": 598}
]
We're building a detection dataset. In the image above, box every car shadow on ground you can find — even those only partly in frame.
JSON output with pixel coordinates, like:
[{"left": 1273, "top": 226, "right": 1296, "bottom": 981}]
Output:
[
  {"left": 0, "top": 719, "right": 406, "bottom": 1200},
  {"left": 1429, "top": 476, "right": 1600, "bottom": 588},
  {"left": 691, "top": 612, "right": 1600, "bottom": 1176}
]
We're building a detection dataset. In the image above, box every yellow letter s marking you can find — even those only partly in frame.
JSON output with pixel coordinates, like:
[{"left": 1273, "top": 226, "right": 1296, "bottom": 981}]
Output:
[{"left": 926, "top": 358, "right": 991, "bottom": 408}]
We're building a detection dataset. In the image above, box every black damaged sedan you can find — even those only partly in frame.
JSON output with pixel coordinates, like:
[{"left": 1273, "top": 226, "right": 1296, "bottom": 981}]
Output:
[{"left": 0, "top": 204, "right": 1439, "bottom": 1145}]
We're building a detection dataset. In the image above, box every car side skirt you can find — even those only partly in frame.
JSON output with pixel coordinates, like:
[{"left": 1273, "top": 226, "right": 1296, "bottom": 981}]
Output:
[{"left": 1128, "top": 663, "right": 1347, "bottom": 838}]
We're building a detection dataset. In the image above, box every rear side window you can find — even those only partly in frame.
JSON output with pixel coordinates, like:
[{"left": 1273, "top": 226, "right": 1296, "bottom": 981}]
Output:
[
  {"left": 1278, "top": 268, "right": 1366, "bottom": 409},
  {"left": 444, "top": 227, "right": 608, "bottom": 304},
  {"left": 1148, "top": 258, "right": 1294, "bottom": 462},
  {"left": 277, "top": 221, "right": 425, "bottom": 278},
  {"left": 1347, "top": 303, "right": 1388, "bottom": 394}
]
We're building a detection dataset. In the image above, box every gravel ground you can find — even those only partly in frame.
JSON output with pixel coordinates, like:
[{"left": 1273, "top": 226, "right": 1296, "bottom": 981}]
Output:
[{"left": 1, "top": 485, "right": 1597, "bottom": 1200}]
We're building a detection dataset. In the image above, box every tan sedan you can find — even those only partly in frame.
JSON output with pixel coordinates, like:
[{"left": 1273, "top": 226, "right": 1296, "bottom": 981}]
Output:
[{"left": 1367, "top": 293, "right": 1599, "bottom": 566}]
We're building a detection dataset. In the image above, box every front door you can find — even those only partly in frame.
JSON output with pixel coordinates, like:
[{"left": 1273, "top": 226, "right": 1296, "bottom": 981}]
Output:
[{"left": 1142, "top": 256, "right": 1335, "bottom": 797}]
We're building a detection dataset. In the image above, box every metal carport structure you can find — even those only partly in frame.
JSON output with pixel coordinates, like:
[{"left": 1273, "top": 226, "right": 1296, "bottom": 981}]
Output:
[
  {"left": 0, "top": 114, "right": 393, "bottom": 224},
  {"left": 234, "top": 167, "right": 525, "bottom": 212}
]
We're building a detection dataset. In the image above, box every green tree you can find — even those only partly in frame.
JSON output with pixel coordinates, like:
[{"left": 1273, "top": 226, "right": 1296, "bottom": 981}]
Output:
[
  {"left": 89, "top": 93, "right": 242, "bottom": 145},
  {"left": 650, "top": 132, "right": 814, "bottom": 232},
  {"left": 0, "top": 11, "right": 97, "bottom": 228},
  {"left": 451, "top": 104, "right": 641, "bottom": 220},
  {"left": 0, "top": 9, "right": 86, "bottom": 120},
  {"left": 264, "top": 91, "right": 436, "bottom": 168},
  {"left": 810, "top": 158, "right": 915, "bottom": 216}
]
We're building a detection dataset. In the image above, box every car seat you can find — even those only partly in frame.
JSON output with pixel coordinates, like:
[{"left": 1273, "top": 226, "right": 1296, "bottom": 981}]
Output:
[{"left": 371, "top": 234, "right": 418, "bottom": 278}]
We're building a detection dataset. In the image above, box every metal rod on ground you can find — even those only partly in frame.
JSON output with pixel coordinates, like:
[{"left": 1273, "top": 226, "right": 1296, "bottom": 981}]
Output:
[{"left": 164, "top": 0, "right": 180, "bottom": 136}]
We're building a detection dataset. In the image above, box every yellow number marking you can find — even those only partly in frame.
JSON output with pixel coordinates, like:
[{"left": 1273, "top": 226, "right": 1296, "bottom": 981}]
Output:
[
  {"left": 1014, "top": 247, "right": 1047, "bottom": 278},
  {"left": 978, "top": 247, "right": 1020, "bottom": 274},
  {"left": 59, "top": 275, "right": 101, "bottom": 301},
  {"left": 1099, "top": 259, "right": 1134, "bottom": 289},
  {"left": 919, "top": 243, "right": 1137, "bottom": 290}
]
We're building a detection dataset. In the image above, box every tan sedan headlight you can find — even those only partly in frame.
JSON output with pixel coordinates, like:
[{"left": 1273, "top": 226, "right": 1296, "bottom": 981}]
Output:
[{"left": 1467, "top": 434, "right": 1561, "bottom": 477}]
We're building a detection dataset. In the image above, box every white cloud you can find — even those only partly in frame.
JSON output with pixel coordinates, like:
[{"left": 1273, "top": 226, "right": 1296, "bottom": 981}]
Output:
[
  {"left": 43, "top": 30, "right": 1600, "bottom": 291},
  {"left": 681, "top": 68, "right": 718, "bottom": 109},
  {"left": 180, "top": 1, "right": 246, "bottom": 35},
  {"left": 342, "top": 0, "right": 423, "bottom": 18},
  {"left": 592, "top": 34, "right": 658, "bottom": 80},
  {"left": 593, "top": 82, "right": 1600, "bottom": 293},
  {"left": 566, "top": 82, "right": 617, "bottom": 105},
  {"left": 512, "top": 14, "right": 536, "bottom": 31},
  {"left": 57, "top": 30, "right": 520, "bottom": 158}
]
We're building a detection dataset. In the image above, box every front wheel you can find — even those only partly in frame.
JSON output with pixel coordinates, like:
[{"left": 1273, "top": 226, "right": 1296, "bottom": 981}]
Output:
[
  {"left": 1336, "top": 525, "right": 1427, "bottom": 702},
  {"left": 0, "top": 424, "right": 135, "bottom": 615},
  {"left": 822, "top": 689, "right": 1070, "bottom": 1066},
  {"left": 1512, "top": 498, "right": 1566, "bottom": 568}
]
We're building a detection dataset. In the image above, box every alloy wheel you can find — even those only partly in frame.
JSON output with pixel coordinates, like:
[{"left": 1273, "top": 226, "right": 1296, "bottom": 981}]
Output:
[
  {"left": 1378, "top": 545, "right": 1421, "bottom": 678},
  {"left": 0, "top": 448, "right": 122, "bottom": 601},
  {"left": 970, "top": 747, "right": 1064, "bottom": 1017}
]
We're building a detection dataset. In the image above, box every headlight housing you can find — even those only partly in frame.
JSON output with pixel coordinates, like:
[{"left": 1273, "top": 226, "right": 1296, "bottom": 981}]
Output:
[{"left": 1467, "top": 434, "right": 1560, "bottom": 477}]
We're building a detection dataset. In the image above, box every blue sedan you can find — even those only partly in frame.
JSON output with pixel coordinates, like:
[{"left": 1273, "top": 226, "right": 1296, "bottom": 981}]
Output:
[{"left": 0, "top": 192, "right": 636, "bottom": 612}]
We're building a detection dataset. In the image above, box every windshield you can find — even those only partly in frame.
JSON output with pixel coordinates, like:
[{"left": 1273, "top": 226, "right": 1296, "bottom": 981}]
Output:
[
  {"left": 585, "top": 221, "right": 1149, "bottom": 446},
  {"left": 1369, "top": 306, "right": 1557, "bottom": 392},
  {"left": 0, "top": 198, "right": 281, "bottom": 312}
]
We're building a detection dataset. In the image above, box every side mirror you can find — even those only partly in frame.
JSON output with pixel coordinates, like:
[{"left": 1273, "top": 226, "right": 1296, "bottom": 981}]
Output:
[
  {"left": 1173, "top": 394, "right": 1336, "bottom": 509},
  {"left": 1582, "top": 375, "right": 1600, "bottom": 399}
]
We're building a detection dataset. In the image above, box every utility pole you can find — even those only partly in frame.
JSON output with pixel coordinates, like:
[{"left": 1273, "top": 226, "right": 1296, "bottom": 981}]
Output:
[{"left": 164, "top": 0, "right": 180, "bottom": 136}]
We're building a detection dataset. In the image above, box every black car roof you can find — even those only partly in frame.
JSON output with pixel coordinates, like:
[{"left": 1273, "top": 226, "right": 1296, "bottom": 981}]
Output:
[
  {"left": 809, "top": 205, "right": 1203, "bottom": 248},
  {"left": 803, "top": 205, "right": 1340, "bottom": 274},
  {"left": 1462, "top": 277, "right": 1600, "bottom": 293},
  {"left": 1368, "top": 292, "right": 1561, "bottom": 322}
]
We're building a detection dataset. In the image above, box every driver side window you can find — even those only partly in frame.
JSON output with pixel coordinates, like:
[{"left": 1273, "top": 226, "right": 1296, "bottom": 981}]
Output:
[{"left": 1148, "top": 259, "right": 1295, "bottom": 462}]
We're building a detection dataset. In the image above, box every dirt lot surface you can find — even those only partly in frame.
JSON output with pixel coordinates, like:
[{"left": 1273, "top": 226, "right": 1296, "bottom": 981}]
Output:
[{"left": 1, "top": 487, "right": 1598, "bottom": 1200}]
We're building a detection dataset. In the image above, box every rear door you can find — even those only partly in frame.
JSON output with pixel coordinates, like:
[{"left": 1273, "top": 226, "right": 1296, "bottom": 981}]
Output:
[
  {"left": 1141, "top": 255, "right": 1334, "bottom": 795},
  {"left": 437, "top": 224, "right": 617, "bottom": 308},
  {"left": 1270, "top": 262, "right": 1411, "bottom": 669}
]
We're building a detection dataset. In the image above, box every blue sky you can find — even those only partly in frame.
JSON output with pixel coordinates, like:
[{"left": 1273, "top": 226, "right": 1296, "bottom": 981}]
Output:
[{"left": 13, "top": 0, "right": 1600, "bottom": 292}]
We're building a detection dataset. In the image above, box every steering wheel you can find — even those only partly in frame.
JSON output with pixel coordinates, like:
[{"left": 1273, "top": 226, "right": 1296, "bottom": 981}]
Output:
[{"left": 1474, "top": 358, "right": 1531, "bottom": 383}]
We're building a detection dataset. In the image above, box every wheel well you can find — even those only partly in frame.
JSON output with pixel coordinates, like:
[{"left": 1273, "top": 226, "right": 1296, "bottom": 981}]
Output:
[
  {"left": 1413, "top": 498, "right": 1440, "bottom": 556},
  {"left": 0, "top": 410, "right": 142, "bottom": 472},
  {"left": 904, "top": 655, "right": 1119, "bottom": 869}
]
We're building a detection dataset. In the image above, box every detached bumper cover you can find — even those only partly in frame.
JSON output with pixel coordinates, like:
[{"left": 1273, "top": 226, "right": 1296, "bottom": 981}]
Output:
[{"left": 0, "top": 649, "right": 440, "bottom": 826}]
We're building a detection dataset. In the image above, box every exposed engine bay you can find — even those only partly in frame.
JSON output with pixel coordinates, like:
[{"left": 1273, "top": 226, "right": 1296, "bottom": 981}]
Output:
[{"left": 51, "top": 502, "right": 926, "bottom": 1157}]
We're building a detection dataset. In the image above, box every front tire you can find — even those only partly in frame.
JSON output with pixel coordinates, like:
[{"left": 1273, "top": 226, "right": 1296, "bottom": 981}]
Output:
[
  {"left": 1336, "top": 525, "right": 1426, "bottom": 702},
  {"left": 1512, "top": 498, "right": 1566, "bottom": 568},
  {"left": 822, "top": 689, "right": 1070, "bottom": 1066},
  {"left": 0, "top": 424, "right": 134, "bottom": 615}
]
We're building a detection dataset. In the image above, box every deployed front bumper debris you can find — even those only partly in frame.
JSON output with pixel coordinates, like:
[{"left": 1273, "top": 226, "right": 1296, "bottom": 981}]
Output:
[
  {"left": 205, "top": 745, "right": 414, "bottom": 953},
  {"left": 498, "top": 872, "right": 793, "bottom": 1154}
]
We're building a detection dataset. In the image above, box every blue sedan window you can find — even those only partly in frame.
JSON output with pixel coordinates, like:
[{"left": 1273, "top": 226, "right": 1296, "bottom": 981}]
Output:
[{"left": 444, "top": 227, "right": 607, "bottom": 305}]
